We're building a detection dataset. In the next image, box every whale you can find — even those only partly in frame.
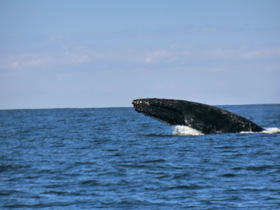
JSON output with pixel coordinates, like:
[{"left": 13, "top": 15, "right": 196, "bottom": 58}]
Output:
[{"left": 132, "top": 98, "right": 264, "bottom": 134}]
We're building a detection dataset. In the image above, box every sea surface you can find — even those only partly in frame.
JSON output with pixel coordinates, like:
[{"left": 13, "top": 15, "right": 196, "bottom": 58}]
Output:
[{"left": 1, "top": 104, "right": 280, "bottom": 209}]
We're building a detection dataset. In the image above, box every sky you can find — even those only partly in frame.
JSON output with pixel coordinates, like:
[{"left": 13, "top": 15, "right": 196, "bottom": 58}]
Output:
[{"left": 0, "top": 0, "right": 280, "bottom": 109}]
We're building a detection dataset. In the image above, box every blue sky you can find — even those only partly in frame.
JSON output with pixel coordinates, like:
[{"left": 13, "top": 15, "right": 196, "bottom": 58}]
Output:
[{"left": 1, "top": 0, "right": 280, "bottom": 109}]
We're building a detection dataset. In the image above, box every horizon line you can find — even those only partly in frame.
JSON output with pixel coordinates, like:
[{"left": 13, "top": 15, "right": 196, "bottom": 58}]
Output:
[{"left": 1, "top": 103, "right": 279, "bottom": 111}]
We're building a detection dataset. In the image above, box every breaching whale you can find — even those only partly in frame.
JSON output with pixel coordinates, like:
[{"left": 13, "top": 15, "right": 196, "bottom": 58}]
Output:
[{"left": 132, "top": 98, "right": 264, "bottom": 134}]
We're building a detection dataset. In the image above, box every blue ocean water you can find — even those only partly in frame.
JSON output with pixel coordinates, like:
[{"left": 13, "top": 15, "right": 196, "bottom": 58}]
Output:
[{"left": 0, "top": 104, "right": 280, "bottom": 209}]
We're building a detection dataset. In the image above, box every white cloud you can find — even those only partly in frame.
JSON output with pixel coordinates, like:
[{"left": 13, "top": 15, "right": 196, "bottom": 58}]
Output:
[
  {"left": 1, "top": 46, "right": 279, "bottom": 71},
  {"left": 144, "top": 50, "right": 169, "bottom": 64},
  {"left": 141, "top": 47, "right": 280, "bottom": 66},
  {"left": 0, "top": 50, "right": 117, "bottom": 70},
  {"left": 242, "top": 48, "right": 280, "bottom": 59}
]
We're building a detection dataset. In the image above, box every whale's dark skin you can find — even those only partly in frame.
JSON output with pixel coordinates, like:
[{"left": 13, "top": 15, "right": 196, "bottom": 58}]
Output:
[{"left": 132, "top": 98, "right": 264, "bottom": 134}]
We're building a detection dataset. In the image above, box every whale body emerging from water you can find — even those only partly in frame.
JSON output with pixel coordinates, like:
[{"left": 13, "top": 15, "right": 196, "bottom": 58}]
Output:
[{"left": 132, "top": 98, "right": 264, "bottom": 134}]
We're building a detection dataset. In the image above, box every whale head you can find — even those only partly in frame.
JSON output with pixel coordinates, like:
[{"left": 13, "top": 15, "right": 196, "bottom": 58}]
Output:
[{"left": 132, "top": 98, "right": 186, "bottom": 125}]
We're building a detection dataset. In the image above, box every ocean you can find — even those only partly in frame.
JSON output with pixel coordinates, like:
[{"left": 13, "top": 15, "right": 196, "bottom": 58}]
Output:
[{"left": 1, "top": 104, "right": 280, "bottom": 209}]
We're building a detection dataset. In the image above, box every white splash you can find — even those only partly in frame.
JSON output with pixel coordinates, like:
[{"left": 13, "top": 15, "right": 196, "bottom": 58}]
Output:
[
  {"left": 261, "top": 127, "right": 280, "bottom": 134},
  {"left": 241, "top": 127, "right": 280, "bottom": 134},
  {"left": 172, "top": 126, "right": 280, "bottom": 136},
  {"left": 240, "top": 131, "right": 254, "bottom": 134},
  {"left": 172, "top": 125, "right": 204, "bottom": 136}
]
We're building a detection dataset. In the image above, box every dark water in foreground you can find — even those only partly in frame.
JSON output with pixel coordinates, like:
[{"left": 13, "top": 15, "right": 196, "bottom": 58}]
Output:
[{"left": 0, "top": 104, "right": 280, "bottom": 209}]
